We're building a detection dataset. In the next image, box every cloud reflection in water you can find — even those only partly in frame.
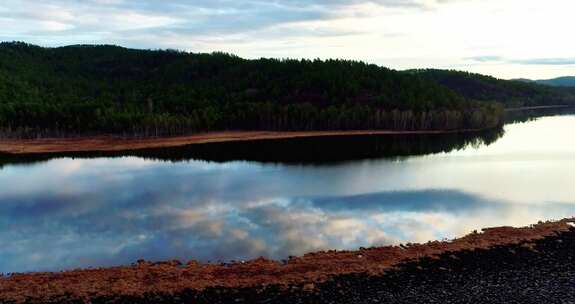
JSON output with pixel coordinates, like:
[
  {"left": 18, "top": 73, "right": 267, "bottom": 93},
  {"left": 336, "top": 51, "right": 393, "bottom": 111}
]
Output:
[{"left": 1, "top": 115, "right": 575, "bottom": 273}]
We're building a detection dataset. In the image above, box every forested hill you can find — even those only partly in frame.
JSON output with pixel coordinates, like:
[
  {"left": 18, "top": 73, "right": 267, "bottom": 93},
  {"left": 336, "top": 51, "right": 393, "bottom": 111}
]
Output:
[
  {"left": 536, "top": 77, "right": 575, "bottom": 87},
  {"left": 0, "top": 42, "right": 503, "bottom": 138},
  {"left": 516, "top": 77, "right": 575, "bottom": 88},
  {"left": 412, "top": 69, "right": 575, "bottom": 108}
]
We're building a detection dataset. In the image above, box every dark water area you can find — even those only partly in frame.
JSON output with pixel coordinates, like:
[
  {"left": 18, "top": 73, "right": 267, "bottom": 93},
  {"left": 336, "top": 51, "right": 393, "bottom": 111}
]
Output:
[
  {"left": 0, "top": 130, "right": 505, "bottom": 168},
  {"left": 1, "top": 109, "right": 575, "bottom": 273}
]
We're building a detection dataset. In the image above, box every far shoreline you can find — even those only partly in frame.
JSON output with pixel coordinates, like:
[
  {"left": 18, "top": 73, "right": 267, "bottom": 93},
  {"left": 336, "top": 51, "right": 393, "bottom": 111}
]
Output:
[
  {"left": 1, "top": 104, "right": 572, "bottom": 155},
  {"left": 0, "top": 128, "right": 494, "bottom": 155}
]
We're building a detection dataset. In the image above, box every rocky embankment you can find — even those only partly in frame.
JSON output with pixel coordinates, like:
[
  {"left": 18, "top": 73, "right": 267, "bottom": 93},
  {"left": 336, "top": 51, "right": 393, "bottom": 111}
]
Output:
[{"left": 1, "top": 219, "right": 574, "bottom": 303}]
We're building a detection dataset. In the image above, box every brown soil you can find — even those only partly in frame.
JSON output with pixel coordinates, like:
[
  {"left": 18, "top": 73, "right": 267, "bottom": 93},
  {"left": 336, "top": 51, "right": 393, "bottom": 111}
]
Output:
[
  {"left": 1, "top": 218, "right": 573, "bottom": 303},
  {"left": 0, "top": 129, "right": 485, "bottom": 155}
]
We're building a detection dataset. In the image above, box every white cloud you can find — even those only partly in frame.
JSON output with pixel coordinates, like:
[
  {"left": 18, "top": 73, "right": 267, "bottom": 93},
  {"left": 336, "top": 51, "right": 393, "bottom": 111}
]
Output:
[{"left": 39, "top": 20, "right": 74, "bottom": 31}]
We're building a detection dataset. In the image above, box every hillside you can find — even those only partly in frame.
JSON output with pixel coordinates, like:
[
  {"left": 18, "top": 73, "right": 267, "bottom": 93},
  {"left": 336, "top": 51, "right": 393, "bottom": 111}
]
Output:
[
  {"left": 536, "top": 77, "right": 575, "bottom": 87},
  {"left": 0, "top": 42, "right": 503, "bottom": 138},
  {"left": 413, "top": 69, "right": 575, "bottom": 108}
]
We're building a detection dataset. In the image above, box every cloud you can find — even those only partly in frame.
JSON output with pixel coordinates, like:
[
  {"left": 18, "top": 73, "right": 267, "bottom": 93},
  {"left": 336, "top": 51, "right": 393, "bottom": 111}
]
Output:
[
  {"left": 0, "top": 0, "right": 453, "bottom": 48},
  {"left": 308, "top": 189, "right": 490, "bottom": 213},
  {"left": 465, "top": 55, "right": 504, "bottom": 63},
  {"left": 511, "top": 58, "right": 575, "bottom": 66},
  {"left": 467, "top": 55, "right": 575, "bottom": 66}
]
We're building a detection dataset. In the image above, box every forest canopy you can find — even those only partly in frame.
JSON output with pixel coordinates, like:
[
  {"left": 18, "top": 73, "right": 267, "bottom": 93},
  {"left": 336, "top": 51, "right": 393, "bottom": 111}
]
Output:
[
  {"left": 412, "top": 69, "right": 575, "bottom": 108},
  {"left": 0, "top": 42, "right": 550, "bottom": 138}
]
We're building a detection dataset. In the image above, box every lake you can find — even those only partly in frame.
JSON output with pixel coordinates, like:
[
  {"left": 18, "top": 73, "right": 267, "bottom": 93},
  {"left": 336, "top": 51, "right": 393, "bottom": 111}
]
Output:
[{"left": 1, "top": 111, "right": 575, "bottom": 273}]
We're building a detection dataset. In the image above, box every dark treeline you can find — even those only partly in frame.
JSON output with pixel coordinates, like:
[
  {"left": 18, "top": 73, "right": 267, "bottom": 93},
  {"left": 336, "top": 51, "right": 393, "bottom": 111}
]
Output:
[
  {"left": 0, "top": 42, "right": 507, "bottom": 138},
  {"left": 0, "top": 128, "right": 504, "bottom": 167},
  {"left": 412, "top": 69, "right": 575, "bottom": 108}
]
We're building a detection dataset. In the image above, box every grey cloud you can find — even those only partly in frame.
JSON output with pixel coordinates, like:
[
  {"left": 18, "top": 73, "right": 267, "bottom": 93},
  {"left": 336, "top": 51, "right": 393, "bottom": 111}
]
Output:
[
  {"left": 0, "top": 0, "right": 449, "bottom": 47},
  {"left": 511, "top": 58, "right": 575, "bottom": 66},
  {"left": 307, "top": 189, "right": 493, "bottom": 213},
  {"left": 467, "top": 55, "right": 575, "bottom": 66},
  {"left": 465, "top": 55, "right": 504, "bottom": 63}
]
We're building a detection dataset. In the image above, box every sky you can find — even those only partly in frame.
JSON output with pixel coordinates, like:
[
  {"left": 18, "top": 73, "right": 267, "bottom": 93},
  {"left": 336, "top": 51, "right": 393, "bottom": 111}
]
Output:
[{"left": 1, "top": 0, "right": 574, "bottom": 79}]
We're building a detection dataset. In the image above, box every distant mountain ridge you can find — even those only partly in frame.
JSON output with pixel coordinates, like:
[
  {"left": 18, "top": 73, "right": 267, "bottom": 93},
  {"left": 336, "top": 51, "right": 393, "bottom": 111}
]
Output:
[
  {"left": 514, "top": 76, "right": 575, "bottom": 87},
  {"left": 411, "top": 69, "right": 575, "bottom": 108}
]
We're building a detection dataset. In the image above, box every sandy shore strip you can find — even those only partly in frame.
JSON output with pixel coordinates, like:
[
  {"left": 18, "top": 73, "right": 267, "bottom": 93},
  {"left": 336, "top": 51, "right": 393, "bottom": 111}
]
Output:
[
  {"left": 0, "top": 129, "right": 490, "bottom": 155},
  {"left": 1, "top": 218, "right": 573, "bottom": 303}
]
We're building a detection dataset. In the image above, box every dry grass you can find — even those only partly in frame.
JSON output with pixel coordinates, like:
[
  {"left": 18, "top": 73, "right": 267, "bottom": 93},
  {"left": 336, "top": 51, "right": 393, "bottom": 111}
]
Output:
[{"left": 0, "top": 129, "right": 483, "bottom": 155}]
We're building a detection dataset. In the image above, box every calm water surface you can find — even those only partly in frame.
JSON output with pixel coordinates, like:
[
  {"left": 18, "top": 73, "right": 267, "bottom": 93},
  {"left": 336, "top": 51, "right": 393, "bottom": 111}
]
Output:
[{"left": 1, "top": 114, "right": 575, "bottom": 273}]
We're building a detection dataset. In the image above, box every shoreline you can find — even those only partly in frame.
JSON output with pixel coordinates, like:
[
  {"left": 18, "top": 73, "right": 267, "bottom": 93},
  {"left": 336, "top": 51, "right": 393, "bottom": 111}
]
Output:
[
  {"left": 504, "top": 105, "right": 571, "bottom": 112},
  {"left": 1, "top": 105, "right": 571, "bottom": 156},
  {"left": 0, "top": 128, "right": 490, "bottom": 155},
  {"left": 1, "top": 218, "right": 573, "bottom": 303}
]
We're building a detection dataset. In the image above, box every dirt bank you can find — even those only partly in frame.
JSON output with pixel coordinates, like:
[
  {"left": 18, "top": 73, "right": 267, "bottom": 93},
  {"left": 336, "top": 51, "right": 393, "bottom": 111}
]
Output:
[
  {"left": 0, "top": 129, "right": 489, "bottom": 155},
  {"left": 0, "top": 218, "right": 573, "bottom": 303}
]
